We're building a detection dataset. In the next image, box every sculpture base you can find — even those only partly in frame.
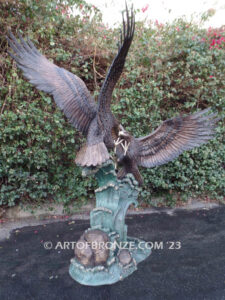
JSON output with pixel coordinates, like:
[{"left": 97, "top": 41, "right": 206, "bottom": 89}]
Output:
[
  {"left": 69, "top": 160, "right": 150, "bottom": 286},
  {"left": 69, "top": 236, "right": 151, "bottom": 286}
]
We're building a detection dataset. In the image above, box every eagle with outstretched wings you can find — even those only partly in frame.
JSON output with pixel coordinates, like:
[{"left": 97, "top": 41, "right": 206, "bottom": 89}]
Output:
[{"left": 7, "top": 5, "right": 218, "bottom": 185}]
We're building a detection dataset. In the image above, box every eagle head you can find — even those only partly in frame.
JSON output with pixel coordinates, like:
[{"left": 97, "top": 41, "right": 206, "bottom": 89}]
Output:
[{"left": 118, "top": 124, "right": 131, "bottom": 140}]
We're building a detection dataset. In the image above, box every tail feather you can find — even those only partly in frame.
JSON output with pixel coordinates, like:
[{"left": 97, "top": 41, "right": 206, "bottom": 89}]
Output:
[
  {"left": 75, "top": 142, "right": 110, "bottom": 167},
  {"left": 117, "top": 167, "right": 127, "bottom": 179},
  {"left": 117, "top": 165, "right": 143, "bottom": 185},
  {"left": 132, "top": 168, "right": 144, "bottom": 185}
]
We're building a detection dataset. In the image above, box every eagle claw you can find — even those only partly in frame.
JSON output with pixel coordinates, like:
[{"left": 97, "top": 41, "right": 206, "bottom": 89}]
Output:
[
  {"left": 121, "top": 140, "right": 130, "bottom": 156},
  {"left": 114, "top": 138, "right": 124, "bottom": 153},
  {"left": 114, "top": 138, "right": 130, "bottom": 156}
]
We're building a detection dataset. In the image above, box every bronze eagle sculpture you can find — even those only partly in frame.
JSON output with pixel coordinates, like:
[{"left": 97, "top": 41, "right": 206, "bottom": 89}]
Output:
[{"left": 7, "top": 6, "right": 218, "bottom": 185}]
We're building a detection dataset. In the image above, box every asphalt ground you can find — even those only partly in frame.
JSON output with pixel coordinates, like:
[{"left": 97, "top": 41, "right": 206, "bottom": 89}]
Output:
[{"left": 0, "top": 206, "right": 225, "bottom": 300}]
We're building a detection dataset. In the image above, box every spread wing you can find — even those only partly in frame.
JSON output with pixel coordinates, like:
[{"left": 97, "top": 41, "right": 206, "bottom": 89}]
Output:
[
  {"left": 7, "top": 31, "right": 96, "bottom": 136},
  {"left": 97, "top": 4, "right": 135, "bottom": 113},
  {"left": 136, "top": 109, "right": 218, "bottom": 168}
]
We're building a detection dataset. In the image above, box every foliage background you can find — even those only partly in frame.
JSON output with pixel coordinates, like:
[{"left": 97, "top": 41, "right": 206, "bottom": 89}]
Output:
[{"left": 0, "top": 0, "right": 224, "bottom": 208}]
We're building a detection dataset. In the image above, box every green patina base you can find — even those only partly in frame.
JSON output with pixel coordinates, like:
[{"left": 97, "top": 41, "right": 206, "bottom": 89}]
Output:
[
  {"left": 69, "top": 236, "right": 150, "bottom": 286},
  {"left": 69, "top": 160, "right": 151, "bottom": 286}
]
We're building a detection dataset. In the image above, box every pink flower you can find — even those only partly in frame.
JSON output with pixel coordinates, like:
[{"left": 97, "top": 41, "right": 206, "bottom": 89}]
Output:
[
  {"left": 176, "top": 27, "right": 180, "bottom": 32},
  {"left": 209, "top": 75, "right": 214, "bottom": 78},
  {"left": 201, "top": 38, "right": 206, "bottom": 42},
  {"left": 192, "top": 36, "right": 195, "bottom": 40},
  {"left": 142, "top": 4, "right": 149, "bottom": 13},
  {"left": 103, "top": 35, "right": 106, "bottom": 39},
  {"left": 155, "top": 19, "right": 159, "bottom": 26},
  {"left": 210, "top": 39, "right": 216, "bottom": 46},
  {"left": 80, "top": 4, "right": 83, "bottom": 9},
  {"left": 56, "top": 5, "right": 58, "bottom": 10}
]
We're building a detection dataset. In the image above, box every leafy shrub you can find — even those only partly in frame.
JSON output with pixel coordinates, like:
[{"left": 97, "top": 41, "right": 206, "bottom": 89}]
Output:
[{"left": 0, "top": 0, "right": 224, "bottom": 207}]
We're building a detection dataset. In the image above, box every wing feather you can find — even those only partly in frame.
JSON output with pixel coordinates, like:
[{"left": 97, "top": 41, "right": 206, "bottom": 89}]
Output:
[
  {"left": 97, "top": 4, "right": 135, "bottom": 113},
  {"left": 7, "top": 31, "right": 96, "bottom": 136},
  {"left": 136, "top": 109, "right": 218, "bottom": 168}
]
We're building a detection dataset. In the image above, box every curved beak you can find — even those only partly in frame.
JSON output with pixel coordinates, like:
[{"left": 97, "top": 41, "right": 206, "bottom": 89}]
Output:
[{"left": 119, "top": 130, "right": 129, "bottom": 137}]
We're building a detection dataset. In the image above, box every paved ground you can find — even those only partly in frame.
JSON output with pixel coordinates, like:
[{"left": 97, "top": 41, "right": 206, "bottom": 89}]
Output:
[{"left": 0, "top": 206, "right": 225, "bottom": 300}]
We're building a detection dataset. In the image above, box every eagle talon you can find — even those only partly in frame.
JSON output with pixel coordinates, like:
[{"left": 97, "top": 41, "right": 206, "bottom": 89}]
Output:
[
  {"left": 110, "top": 154, "right": 118, "bottom": 170},
  {"left": 121, "top": 140, "right": 130, "bottom": 156},
  {"left": 114, "top": 138, "right": 124, "bottom": 153}
]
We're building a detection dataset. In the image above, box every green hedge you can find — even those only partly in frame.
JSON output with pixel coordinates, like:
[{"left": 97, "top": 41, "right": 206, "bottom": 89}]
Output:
[{"left": 0, "top": 0, "right": 224, "bottom": 207}]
